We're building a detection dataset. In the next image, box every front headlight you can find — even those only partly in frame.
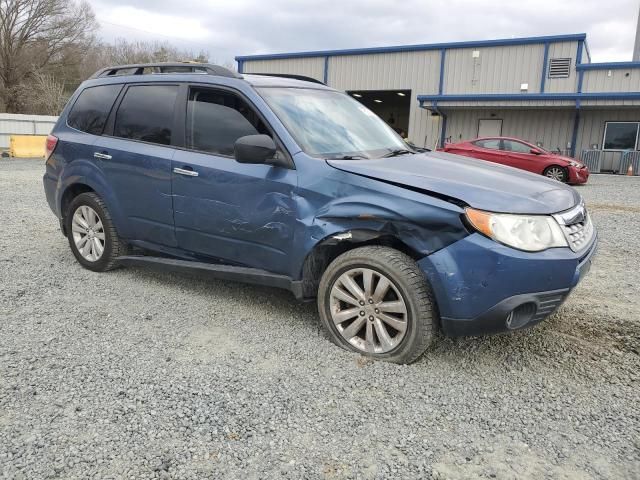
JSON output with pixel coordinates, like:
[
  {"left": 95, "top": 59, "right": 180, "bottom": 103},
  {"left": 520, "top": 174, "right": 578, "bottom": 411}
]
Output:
[
  {"left": 465, "top": 208, "right": 568, "bottom": 252},
  {"left": 568, "top": 161, "right": 582, "bottom": 168}
]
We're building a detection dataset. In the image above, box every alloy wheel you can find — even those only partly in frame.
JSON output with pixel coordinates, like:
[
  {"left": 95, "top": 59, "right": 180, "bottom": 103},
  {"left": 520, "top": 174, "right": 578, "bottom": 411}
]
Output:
[
  {"left": 71, "top": 205, "right": 105, "bottom": 262},
  {"left": 545, "top": 167, "right": 566, "bottom": 182},
  {"left": 329, "top": 268, "right": 408, "bottom": 354}
]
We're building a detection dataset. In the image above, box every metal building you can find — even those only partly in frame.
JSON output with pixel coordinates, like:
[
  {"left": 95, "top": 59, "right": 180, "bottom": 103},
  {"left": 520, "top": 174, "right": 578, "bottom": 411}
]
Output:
[{"left": 236, "top": 33, "right": 640, "bottom": 172}]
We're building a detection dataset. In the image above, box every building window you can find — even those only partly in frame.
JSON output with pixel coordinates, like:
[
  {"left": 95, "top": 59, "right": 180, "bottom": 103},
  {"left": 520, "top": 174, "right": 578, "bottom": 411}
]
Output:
[
  {"left": 548, "top": 58, "right": 571, "bottom": 79},
  {"left": 603, "top": 122, "right": 639, "bottom": 150}
]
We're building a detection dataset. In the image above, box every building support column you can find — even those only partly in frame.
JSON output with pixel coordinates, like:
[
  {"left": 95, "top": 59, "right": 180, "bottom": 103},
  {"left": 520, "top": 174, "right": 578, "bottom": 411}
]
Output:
[
  {"left": 570, "top": 104, "right": 581, "bottom": 158},
  {"left": 323, "top": 56, "right": 329, "bottom": 84},
  {"left": 540, "top": 42, "right": 550, "bottom": 93},
  {"left": 432, "top": 102, "right": 448, "bottom": 148}
]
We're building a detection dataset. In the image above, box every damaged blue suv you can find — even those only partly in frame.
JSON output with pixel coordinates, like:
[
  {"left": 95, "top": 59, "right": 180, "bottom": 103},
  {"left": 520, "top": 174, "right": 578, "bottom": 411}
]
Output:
[{"left": 43, "top": 63, "right": 597, "bottom": 363}]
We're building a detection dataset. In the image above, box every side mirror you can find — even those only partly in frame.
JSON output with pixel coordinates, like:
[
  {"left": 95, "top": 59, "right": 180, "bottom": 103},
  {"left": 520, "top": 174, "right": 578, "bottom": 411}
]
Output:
[
  {"left": 234, "top": 134, "right": 277, "bottom": 165},
  {"left": 530, "top": 148, "right": 542, "bottom": 155}
]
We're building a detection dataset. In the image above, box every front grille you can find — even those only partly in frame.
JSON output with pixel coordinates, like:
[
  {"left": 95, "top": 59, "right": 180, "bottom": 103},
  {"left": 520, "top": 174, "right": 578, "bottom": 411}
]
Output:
[
  {"left": 562, "top": 212, "right": 594, "bottom": 251},
  {"left": 553, "top": 203, "right": 595, "bottom": 252}
]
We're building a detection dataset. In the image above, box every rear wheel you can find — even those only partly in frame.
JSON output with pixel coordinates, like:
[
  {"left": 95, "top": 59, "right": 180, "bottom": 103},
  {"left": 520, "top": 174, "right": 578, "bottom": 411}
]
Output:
[
  {"left": 543, "top": 165, "right": 568, "bottom": 183},
  {"left": 65, "top": 192, "right": 127, "bottom": 272},
  {"left": 317, "top": 246, "right": 437, "bottom": 364}
]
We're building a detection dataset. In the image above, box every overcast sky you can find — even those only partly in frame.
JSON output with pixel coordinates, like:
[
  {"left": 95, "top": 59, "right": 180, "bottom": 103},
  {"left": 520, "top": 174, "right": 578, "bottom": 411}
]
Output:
[{"left": 87, "top": 0, "right": 639, "bottom": 64}]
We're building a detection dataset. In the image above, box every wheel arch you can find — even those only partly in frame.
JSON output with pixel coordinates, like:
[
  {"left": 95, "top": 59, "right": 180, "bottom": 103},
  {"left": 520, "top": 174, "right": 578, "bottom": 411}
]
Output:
[
  {"left": 297, "top": 229, "right": 423, "bottom": 300},
  {"left": 58, "top": 178, "right": 129, "bottom": 239},
  {"left": 60, "top": 183, "right": 95, "bottom": 235}
]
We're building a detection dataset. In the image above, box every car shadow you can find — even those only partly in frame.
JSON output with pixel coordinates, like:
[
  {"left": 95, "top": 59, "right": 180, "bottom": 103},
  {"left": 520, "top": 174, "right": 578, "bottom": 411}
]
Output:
[{"left": 111, "top": 263, "right": 569, "bottom": 369}]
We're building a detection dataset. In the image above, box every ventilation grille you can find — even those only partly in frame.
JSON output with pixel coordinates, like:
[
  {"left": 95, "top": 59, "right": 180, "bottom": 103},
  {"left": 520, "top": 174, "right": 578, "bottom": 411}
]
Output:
[{"left": 548, "top": 58, "right": 571, "bottom": 78}]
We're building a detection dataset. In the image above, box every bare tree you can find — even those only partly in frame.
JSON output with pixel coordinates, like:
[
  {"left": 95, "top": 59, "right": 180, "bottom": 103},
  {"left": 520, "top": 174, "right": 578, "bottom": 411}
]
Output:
[
  {"left": 20, "top": 71, "right": 65, "bottom": 114},
  {"left": 101, "top": 39, "right": 209, "bottom": 67},
  {"left": 0, "top": 0, "right": 96, "bottom": 112}
]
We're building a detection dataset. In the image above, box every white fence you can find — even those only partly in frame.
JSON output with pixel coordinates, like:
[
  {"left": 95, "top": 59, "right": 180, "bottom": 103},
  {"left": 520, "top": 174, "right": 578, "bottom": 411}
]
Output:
[
  {"left": 0, "top": 113, "right": 58, "bottom": 150},
  {"left": 581, "top": 149, "right": 640, "bottom": 174}
]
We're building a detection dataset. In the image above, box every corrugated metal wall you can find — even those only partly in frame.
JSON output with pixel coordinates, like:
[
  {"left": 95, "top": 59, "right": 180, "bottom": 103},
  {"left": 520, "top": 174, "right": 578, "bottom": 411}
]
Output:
[
  {"left": 576, "top": 109, "right": 640, "bottom": 170},
  {"left": 581, "top": 99, "right": 640, "bottom": 107},
  {"left": 582, "top": 67, "right": 640, "bottom": 93},
  {"left": 445, "top": 109, "right": 575, "bottom": 151},
  {"left": 242, "top": 57, "right": 325, "bottom": 82},
  {"left": 242, "top": 51, "right": 443, "bottom": 147},
  {"left": 545, "top": 41, "right": 579, "bottom": 93},
  {"left": 327, "top": 51, "right": 441, "bottom": 148},
  {"left": 0, "top": 113, "right": 58, "bottom": 150},
  {"left": 443, "top": 44, "right": 546, "bottom": 94},
  {"left": 239, "top": 38, "right": 640, "bottom": 155}
]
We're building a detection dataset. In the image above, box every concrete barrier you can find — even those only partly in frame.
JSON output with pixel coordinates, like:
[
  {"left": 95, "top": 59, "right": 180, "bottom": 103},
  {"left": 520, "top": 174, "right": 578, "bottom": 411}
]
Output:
[{"left": 9, "top": 135, "right": 47, "bottom": 158}]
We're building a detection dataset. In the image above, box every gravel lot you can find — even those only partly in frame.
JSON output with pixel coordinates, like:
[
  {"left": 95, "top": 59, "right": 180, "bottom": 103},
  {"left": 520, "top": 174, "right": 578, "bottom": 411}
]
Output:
[{"left": 1, "top": 159, "right": 639, "bottom": 479}]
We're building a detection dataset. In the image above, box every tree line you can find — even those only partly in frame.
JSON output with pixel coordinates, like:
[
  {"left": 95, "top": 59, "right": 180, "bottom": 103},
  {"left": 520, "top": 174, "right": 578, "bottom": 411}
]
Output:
[{"left": 0, "top": 0, "right": 215, "bottom": 115}]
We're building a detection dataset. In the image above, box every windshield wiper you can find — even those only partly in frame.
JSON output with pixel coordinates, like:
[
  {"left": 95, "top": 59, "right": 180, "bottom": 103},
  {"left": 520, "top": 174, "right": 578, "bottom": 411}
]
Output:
[
  {"left": 382, "top": 148, "right": 415, "bottom": 158},
  {"left": 326, "top": 154, "right": 368, "bottom": 160}
]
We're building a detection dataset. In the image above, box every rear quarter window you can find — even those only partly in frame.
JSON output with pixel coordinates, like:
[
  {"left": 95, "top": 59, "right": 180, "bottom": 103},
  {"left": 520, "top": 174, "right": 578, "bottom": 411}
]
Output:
[{"left": 67, "top": 84, "right": 122, "bottom": 135}]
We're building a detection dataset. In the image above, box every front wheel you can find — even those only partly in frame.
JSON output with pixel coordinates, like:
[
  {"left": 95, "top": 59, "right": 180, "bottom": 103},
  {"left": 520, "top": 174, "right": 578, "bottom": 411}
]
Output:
[
  {"left": 543, "top": 165, "right": 568, "bottom": 183},
  {"left": 317, "top": 246, "right": 437, "bottom": 364}
]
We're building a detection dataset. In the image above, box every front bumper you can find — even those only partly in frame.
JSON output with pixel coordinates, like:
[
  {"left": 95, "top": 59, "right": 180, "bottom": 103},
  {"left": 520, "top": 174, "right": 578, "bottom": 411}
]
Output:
[
  {"left": 418, "top": 232, "right": 597, "bottom": 336},
  {"left": 568, "top": 166, "right": 589, "bottom": 184}
]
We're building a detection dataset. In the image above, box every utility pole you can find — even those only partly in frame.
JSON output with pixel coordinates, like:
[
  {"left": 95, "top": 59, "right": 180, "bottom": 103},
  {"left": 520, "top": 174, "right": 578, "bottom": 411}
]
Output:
[{"left": 634, "top": 3, "right": 640, "bottom": 60}]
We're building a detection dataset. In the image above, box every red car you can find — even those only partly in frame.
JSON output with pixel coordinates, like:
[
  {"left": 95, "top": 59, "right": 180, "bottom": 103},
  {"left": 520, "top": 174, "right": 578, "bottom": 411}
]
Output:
[{"left": 443, "top": 137, "right": 589, "bottom": 184}]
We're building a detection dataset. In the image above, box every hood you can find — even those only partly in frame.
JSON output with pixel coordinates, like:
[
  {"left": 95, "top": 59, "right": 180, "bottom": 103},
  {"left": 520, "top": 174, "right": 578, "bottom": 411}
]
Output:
[
  {"left": 544, "top": 153, "right": 580, "bottom": 165},
  {"left": 327, "top": 151, "right": 580, "bottom": 215}
]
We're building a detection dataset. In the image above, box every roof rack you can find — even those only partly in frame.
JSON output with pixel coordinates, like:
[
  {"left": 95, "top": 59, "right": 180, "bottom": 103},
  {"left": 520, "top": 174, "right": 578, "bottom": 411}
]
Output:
[
  {"left": 248, "top": 73, "right": 325, "bottom": 85},
  {"left": 90, "top": 62, "right": 242, "bottom": 79}
]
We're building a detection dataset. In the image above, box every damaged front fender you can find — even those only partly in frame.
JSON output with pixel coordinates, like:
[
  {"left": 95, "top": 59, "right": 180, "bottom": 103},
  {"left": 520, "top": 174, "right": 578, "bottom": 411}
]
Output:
[
  {"left": 307, "top": 192, "right": 469, "bottom": 258},
  {"left": 289, "top": 162, "right": 471, "bottom": 288}
]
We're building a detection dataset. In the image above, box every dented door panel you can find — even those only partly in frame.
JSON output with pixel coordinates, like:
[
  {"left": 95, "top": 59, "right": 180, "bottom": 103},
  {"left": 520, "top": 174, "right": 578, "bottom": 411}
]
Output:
[{"left": 172, "top": 149, "right": 298, "bottom": 274}]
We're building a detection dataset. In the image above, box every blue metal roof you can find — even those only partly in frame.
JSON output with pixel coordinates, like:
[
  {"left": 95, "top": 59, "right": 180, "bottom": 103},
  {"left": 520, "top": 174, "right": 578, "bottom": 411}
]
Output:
[
  {"left": 576, "top": 61, "right": 640, "bottom": 71},
  {"left": 235, "top": 33, "right": 587, "bottom": 61},
  {"left": 417, "top": 92, "right": 640, "bottom": 106}
]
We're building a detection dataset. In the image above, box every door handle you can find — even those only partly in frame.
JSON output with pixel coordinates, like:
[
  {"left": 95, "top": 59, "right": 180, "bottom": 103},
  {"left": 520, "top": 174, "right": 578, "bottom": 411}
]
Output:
[
  {"left": 94, "top": 152, "right": 112, "bottom": 160},
  {"left": 173, "top": 167, "right": 199, "bottom": 177}
]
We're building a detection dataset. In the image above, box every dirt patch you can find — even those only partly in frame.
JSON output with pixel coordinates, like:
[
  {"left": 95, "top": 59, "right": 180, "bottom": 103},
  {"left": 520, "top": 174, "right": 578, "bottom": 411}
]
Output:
[{"left": 588, "top": 203, "right": 640, "bottom": 214}]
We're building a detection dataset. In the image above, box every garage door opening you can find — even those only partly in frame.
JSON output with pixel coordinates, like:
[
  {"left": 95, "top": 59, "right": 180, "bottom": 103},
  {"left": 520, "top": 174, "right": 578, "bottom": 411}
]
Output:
[{"left": 347, "top": 90, "right": 411, "bottom": 138}]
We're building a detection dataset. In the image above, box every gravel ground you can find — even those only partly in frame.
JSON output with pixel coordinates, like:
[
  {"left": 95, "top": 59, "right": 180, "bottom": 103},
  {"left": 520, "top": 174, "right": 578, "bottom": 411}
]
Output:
[{"left": 1, "top": 159, "right": 639, "bottom": 480}]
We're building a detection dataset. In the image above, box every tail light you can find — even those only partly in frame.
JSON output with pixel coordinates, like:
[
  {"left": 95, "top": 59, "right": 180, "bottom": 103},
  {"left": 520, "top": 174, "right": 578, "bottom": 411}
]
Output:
[{"left": 45, "top": 135, "right": 58, "bottom": 161}]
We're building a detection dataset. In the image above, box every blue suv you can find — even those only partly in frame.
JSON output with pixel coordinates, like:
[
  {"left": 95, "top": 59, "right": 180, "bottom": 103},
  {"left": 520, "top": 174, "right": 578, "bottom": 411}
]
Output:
[{"left": 43, "top": 63, "right": 597, "bottom": 363}]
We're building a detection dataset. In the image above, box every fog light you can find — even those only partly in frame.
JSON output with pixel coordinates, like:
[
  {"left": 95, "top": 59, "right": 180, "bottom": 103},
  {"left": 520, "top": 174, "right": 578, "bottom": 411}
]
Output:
[{"left": 506, "top": 302, "right": 537, "bottom": 329}]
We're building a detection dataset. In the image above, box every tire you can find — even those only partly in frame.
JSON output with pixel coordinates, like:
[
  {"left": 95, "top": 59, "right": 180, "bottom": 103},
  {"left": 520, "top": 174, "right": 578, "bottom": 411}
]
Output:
[
  {"left": 543, "top": 165, "right": 568, "bottom": 183},
  {"left": 65, "top": 192, "right": 127, "bottom": 272},
  {"left": 317, "top": 246, "right": 437, "bottom": 364}
]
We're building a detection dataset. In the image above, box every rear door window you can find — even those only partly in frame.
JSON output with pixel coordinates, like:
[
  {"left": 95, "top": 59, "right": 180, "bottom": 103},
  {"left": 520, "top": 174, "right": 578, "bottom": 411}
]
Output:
[
  {"left": 186, "top": 88, "right": 270, "bottom": 156},
  {"left": 67, "top": 84, "right": 122, "bottom": 135},
  {"left": 113, "top": 85, "right": 179, "bottom": 146},
  {"left": 473, "top": 139, "right": 501, "bottom": 150}
]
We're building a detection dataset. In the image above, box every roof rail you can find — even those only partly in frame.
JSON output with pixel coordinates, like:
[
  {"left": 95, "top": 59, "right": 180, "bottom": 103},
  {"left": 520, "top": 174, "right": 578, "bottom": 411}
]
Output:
[
  {"left": 248, "top": 73, "right": 325, "bottom": 85},
  {"left": 90, "top": 62, "right": 242, "bottom": 79}
]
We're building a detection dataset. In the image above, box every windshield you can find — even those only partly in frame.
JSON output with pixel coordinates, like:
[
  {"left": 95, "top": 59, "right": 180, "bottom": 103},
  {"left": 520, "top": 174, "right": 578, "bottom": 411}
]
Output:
[{"left": 258, "top": 87, "right": 408, "bottom": 159}]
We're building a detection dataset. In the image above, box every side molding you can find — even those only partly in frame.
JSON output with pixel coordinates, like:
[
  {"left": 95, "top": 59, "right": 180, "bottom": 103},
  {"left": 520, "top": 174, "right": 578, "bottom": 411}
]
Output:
[{"left": 116, "top": 255, "right": 305, "bottom": 299}]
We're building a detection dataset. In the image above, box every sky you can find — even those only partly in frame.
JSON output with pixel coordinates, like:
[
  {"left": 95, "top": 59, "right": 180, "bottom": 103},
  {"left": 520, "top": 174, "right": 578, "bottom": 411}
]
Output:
[{"left": 86, "top": 0, "right": 640, "bottom": 65}]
